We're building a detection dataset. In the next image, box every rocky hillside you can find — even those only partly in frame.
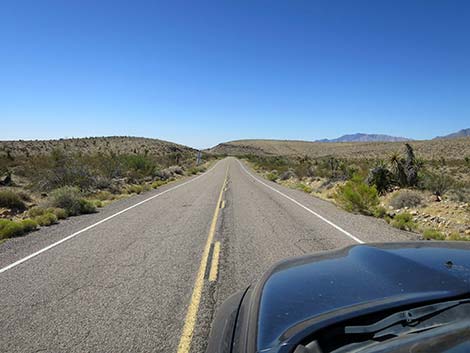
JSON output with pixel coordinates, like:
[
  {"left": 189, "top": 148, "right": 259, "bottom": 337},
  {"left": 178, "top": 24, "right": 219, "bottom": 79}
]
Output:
[
  {"left": 0, "top": 136, "right": 197, "bottom": 158},
  {"left": 208, "top": 138, "right": 470, "bottom": 160}
]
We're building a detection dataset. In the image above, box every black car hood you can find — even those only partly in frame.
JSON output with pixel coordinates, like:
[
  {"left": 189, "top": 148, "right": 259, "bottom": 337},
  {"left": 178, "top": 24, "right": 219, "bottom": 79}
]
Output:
[{"left": 256, "top": 242, "right": 470, "bottom": 352}]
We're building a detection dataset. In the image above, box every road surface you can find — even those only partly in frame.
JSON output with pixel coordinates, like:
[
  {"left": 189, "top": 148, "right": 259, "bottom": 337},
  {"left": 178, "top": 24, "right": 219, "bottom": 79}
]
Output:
[{"left": 0, "top": 157, "right": 415, "bottom": 353}]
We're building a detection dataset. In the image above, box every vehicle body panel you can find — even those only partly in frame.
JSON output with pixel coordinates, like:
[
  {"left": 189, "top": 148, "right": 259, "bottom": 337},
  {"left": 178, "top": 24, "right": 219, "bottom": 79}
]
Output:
[{"left": 207, "top": 242, "right": 470, "bottom": 353}]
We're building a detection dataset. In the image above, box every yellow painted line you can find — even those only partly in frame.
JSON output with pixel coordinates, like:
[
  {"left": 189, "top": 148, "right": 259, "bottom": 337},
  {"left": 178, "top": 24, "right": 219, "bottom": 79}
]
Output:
[
  {"left": 208, "top": 241, "right": 221, "bottom": 282},
  {"left": 221, "top": 200, "right": 226, "bottom": 209},
  {"left": 176, "top": 166, "right": 229, "bottom": 353}
]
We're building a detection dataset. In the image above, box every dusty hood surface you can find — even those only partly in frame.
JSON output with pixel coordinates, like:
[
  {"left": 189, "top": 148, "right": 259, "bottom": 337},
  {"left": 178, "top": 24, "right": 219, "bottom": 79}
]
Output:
[{"left": 257, "top": 242, "right": 470, "bottom": 350}]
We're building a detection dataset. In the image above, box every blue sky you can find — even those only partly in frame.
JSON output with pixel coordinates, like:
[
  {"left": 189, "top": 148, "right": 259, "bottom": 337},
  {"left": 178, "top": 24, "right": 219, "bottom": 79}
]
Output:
[{"left": 1, "top": 0, "right": 469, "bottom": 149}]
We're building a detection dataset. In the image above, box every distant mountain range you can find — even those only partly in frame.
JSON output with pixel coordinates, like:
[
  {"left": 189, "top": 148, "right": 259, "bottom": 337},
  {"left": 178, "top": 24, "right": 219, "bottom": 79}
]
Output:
[
  {"left": 433, "top": 128, "right": 470, "bottom": 140},
  {"left": 316, "top": 129, "right": 470, "bottom": 142},
  {"left": 316, "top": 133, "right": 411, "bottom": 143}
]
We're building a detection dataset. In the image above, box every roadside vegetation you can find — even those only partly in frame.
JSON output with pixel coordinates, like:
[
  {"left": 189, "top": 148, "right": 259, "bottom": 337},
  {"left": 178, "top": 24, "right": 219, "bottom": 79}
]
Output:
[
  {"left": 0, "top": 137, "right": 215, "bottom": 242},
  {"left": 245, "top": 143, "right": 470, "bottom": 241}
]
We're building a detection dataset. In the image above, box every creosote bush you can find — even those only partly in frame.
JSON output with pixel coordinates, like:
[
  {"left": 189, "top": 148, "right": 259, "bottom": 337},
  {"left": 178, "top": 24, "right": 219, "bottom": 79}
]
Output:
[
  {"left": 0, "top": 190, "right": 27, "bottom": 211},
  {"left": 334, "top": 175, "right": 380, "bottom": 215},
  {"left": 0, "top": 219, "right": 26, "bottom": 239},
  {"left": 389, "top": 190, "right": 423, "bottom": 209},
  {"left": 48, "top": 186, "right": 96, "bottom": 216},
  {"left": 390, "top": 213, "right": 417, "bottom": 231},
  {"left": 266, "top": 172, "right": 278, "bottom": 182},
  {"left": 423, "top": 229, "right": 445, "bottom": 240},
  {"left": 20, "top": 219, "right": 38, "bottom": 232},
  {"left": 34, "top": 212, "right": 58, "bottom": 226}
]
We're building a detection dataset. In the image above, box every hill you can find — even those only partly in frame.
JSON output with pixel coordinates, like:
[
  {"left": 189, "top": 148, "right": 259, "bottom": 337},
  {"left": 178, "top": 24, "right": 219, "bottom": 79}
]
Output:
[
  {"left": 208, "top": 138, "right": 470, "bottom": 160},
  {"left": 434, "top": 128, "right": 470, "bottom": 140},
  {"left": 0, "top": 136, "right": 197, "bottom": 158},
  {"left": 316, "top": 133, "right": 410, "bottom": 143}
]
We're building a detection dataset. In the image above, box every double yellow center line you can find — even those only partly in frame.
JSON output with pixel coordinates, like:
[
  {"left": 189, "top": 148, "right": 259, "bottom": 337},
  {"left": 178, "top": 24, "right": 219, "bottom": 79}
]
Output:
[{"left": 176, "top": 166, "right": 229, "bottom": 353}]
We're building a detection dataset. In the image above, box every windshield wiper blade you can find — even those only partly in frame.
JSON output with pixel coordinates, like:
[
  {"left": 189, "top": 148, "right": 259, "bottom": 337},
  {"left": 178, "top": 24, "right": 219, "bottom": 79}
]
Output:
[{"left": 344, "top": 298, "right": 470, "bottom": 335}]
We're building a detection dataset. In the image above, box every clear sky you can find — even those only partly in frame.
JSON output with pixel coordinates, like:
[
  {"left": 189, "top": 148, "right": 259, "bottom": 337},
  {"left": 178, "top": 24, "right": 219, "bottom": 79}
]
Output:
[{"left": 1, "top": 1, "right": 469, "bottom": 149}]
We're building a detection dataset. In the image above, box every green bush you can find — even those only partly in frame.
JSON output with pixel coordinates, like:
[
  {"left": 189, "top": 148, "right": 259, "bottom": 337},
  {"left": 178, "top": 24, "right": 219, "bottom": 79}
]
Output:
[
  {"left": 421, "top": 170, "right": 454, "bottom": 197},
  {"left": 125, "top": 184, "right": 144, "bottom": 194},
  {"left": 0, "top": 190, "right": 26, "bottom": 211},
  {"left": 0, "top": 219, "right": 25, "bottom": 239},
  {"left": 390, "top": 213, "right": 417, "bottom": 231},
  {"left": 447, "top": 232, "right": 466, "bottom": 241},
  {"left": 151, "top": 180, "right": 168, "bottom": 189},
  {"left": 34, "top": 212, "right": 58, "bottom": 226},
  {"left": 373, "top": 206, "right": 387, "bottom": 218},
  {"left": 334, "top": 175, "right": 380, "bottom": 215},
  {"left": 79, "top": 199, "right": 97, "bottom": 214},
  {"left": 94, "top": 190, "right": 113, "bottom": 201},
  {"left": 423, "top": 229, "right": 445, "bottom": 240},
  {"left": 47, "top": 207, "right": 68, "bottom": 219},
  {"left": 48, "top": 186, "right": 83, "bottom": 216},
  {"left": 91, "top": 200, "right": 104, "bottom": 208},
  {"left": 266, "top": 172, "right": 278, "bottom": 182},
  {"left": 295, "top": 182, "right": 313, "bottom": 193},
  {"left": 186, "top": 166, "right": 206, "bottom": 175},
  {"left": 20, "top": 219, "right": 38, "bottom": 232},
  {"left": 389, "top": 190, "right": 423, "bottom": 209},
  {"left": 28, "top": 206, "right": 47, "bottom": 218}
]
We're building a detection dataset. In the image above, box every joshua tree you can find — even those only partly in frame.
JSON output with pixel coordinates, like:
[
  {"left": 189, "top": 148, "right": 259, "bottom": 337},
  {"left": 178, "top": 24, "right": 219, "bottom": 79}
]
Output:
[
  {"left": 404, "top": 143, "right": 419, "bottom": 187},
  {"left": 388, "top": 151, "right": 407, "bottom": 186},
  {"left": 367, "top": 163, "right": 393, "bottom": 195}
]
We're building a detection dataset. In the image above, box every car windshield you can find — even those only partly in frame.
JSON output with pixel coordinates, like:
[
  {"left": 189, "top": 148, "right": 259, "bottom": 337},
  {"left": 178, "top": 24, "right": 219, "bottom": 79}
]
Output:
[{"left": 295, "top": 298, "right": 470, "bottom": 353}]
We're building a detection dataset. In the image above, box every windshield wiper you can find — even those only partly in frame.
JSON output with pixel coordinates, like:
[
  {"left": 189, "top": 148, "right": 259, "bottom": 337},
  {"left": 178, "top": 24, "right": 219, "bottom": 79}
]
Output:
[{"left": 344, "top": 298, "right": 470, "bottom": 335}]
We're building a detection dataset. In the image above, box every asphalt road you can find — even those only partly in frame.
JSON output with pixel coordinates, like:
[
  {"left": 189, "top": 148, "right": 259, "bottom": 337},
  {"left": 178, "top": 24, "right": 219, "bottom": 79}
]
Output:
[{"left": 0, "top": 157, "right": 415, "bottom": 353}]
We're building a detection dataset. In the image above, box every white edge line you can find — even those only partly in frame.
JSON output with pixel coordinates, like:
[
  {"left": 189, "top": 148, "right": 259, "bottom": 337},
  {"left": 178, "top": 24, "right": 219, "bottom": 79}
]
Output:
[
  {"left": 0, "top": 161, "right": 222, "bottom": 274},
  {"left": 237, "top": 159, "right": 364, "bottom": 244}
]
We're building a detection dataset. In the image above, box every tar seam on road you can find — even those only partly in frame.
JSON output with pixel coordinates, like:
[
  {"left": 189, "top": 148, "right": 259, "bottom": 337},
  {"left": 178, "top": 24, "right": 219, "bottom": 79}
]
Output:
[
  {"left": 237, "top": 160, "right": 365, "bottom": 244},
  {"left": 0, "top": 161, "right": 221, "bottom": 275},
  {"left": 176, "top": 165, "right": 229, "bottom": 353},
  {"left": 208, "top": 241, "right": 221, "bottom": 282}
]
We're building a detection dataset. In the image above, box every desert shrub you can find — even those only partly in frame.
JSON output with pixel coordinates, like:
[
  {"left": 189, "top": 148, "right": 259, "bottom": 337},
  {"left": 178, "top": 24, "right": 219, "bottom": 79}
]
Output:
[
  {"left": 168, "top": 165, "right": 184, "bottom": 175},
  {"left": 423, "top": 229, "right": 445, "bottom": 240},
  {"left": 91, "top": 200, "right": 104, "bottom": 208},
  {"left": 334, "top": 175, "right": 380, "bottom": 215},
  {"left": 390, "top": 213, "right": 417, "bottom": 231},
  {"left": 20, "top": 219, "right": 38, "bottom": 232},
  {"left": 421, "top": 170, "right": 454, "bottom": 197},
  {"left": 447, "top": 232, "right": 466, "bottom": 241},
  {"left": 94, "top": 190, "right": 113, "bottom": 201},
  {"left": 48, "top": 186, "right": 83, "bottom": 216},
  {"left": 266, "top": 171, "right": 278, "bottom": 182},
  {"left": 279, "top": 170, "right": 296, "bottom": 181},
  {"left": 47, "top": 207, "right": 68, "bottom": 219},
  {"left": 79, "top": 199, "right": 97, "bottom": 214},
  {"left": 151, "top": 180, "right": 168, "bottom": 189},
  {"left": 16, "top": 190, "right": 32, "bottom": 202},
  {"left": 28, "top": 206, "right": 47, "bottom": 218},
  {"left": 389, "top": 190, "right": 423, "bottom": 209},
  {"left": 0, "top": 190, "right": 26, "bottom": 211},
  {"left": 122, "top": 154, "right": 157, "bottom": 176},
  {"left": 295, "top": 182, "right": 313, "bottom": 193},
  {"left": 126, "top": 184, "right": 144, "bottom": 194},
  {"left": 373, "top": 206, "right": 387, "bottom": 218},
  {"left": 186, "top": 165, "right": 206, "bottom": 175},
  {"left": 48, "top": 186, "right": 95, "bottom": 216},
  {"left": 0, "top": 219, "right": 25, "bottom": 239},
  {"left": 34, "top": 212, "right": 58, "bottom": 226},
  {"left": 29, "top": 149, "right": 97, "bottom": 191},
  {"left": 446, "top": 188, "right": 470, "bottom": 203}
]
